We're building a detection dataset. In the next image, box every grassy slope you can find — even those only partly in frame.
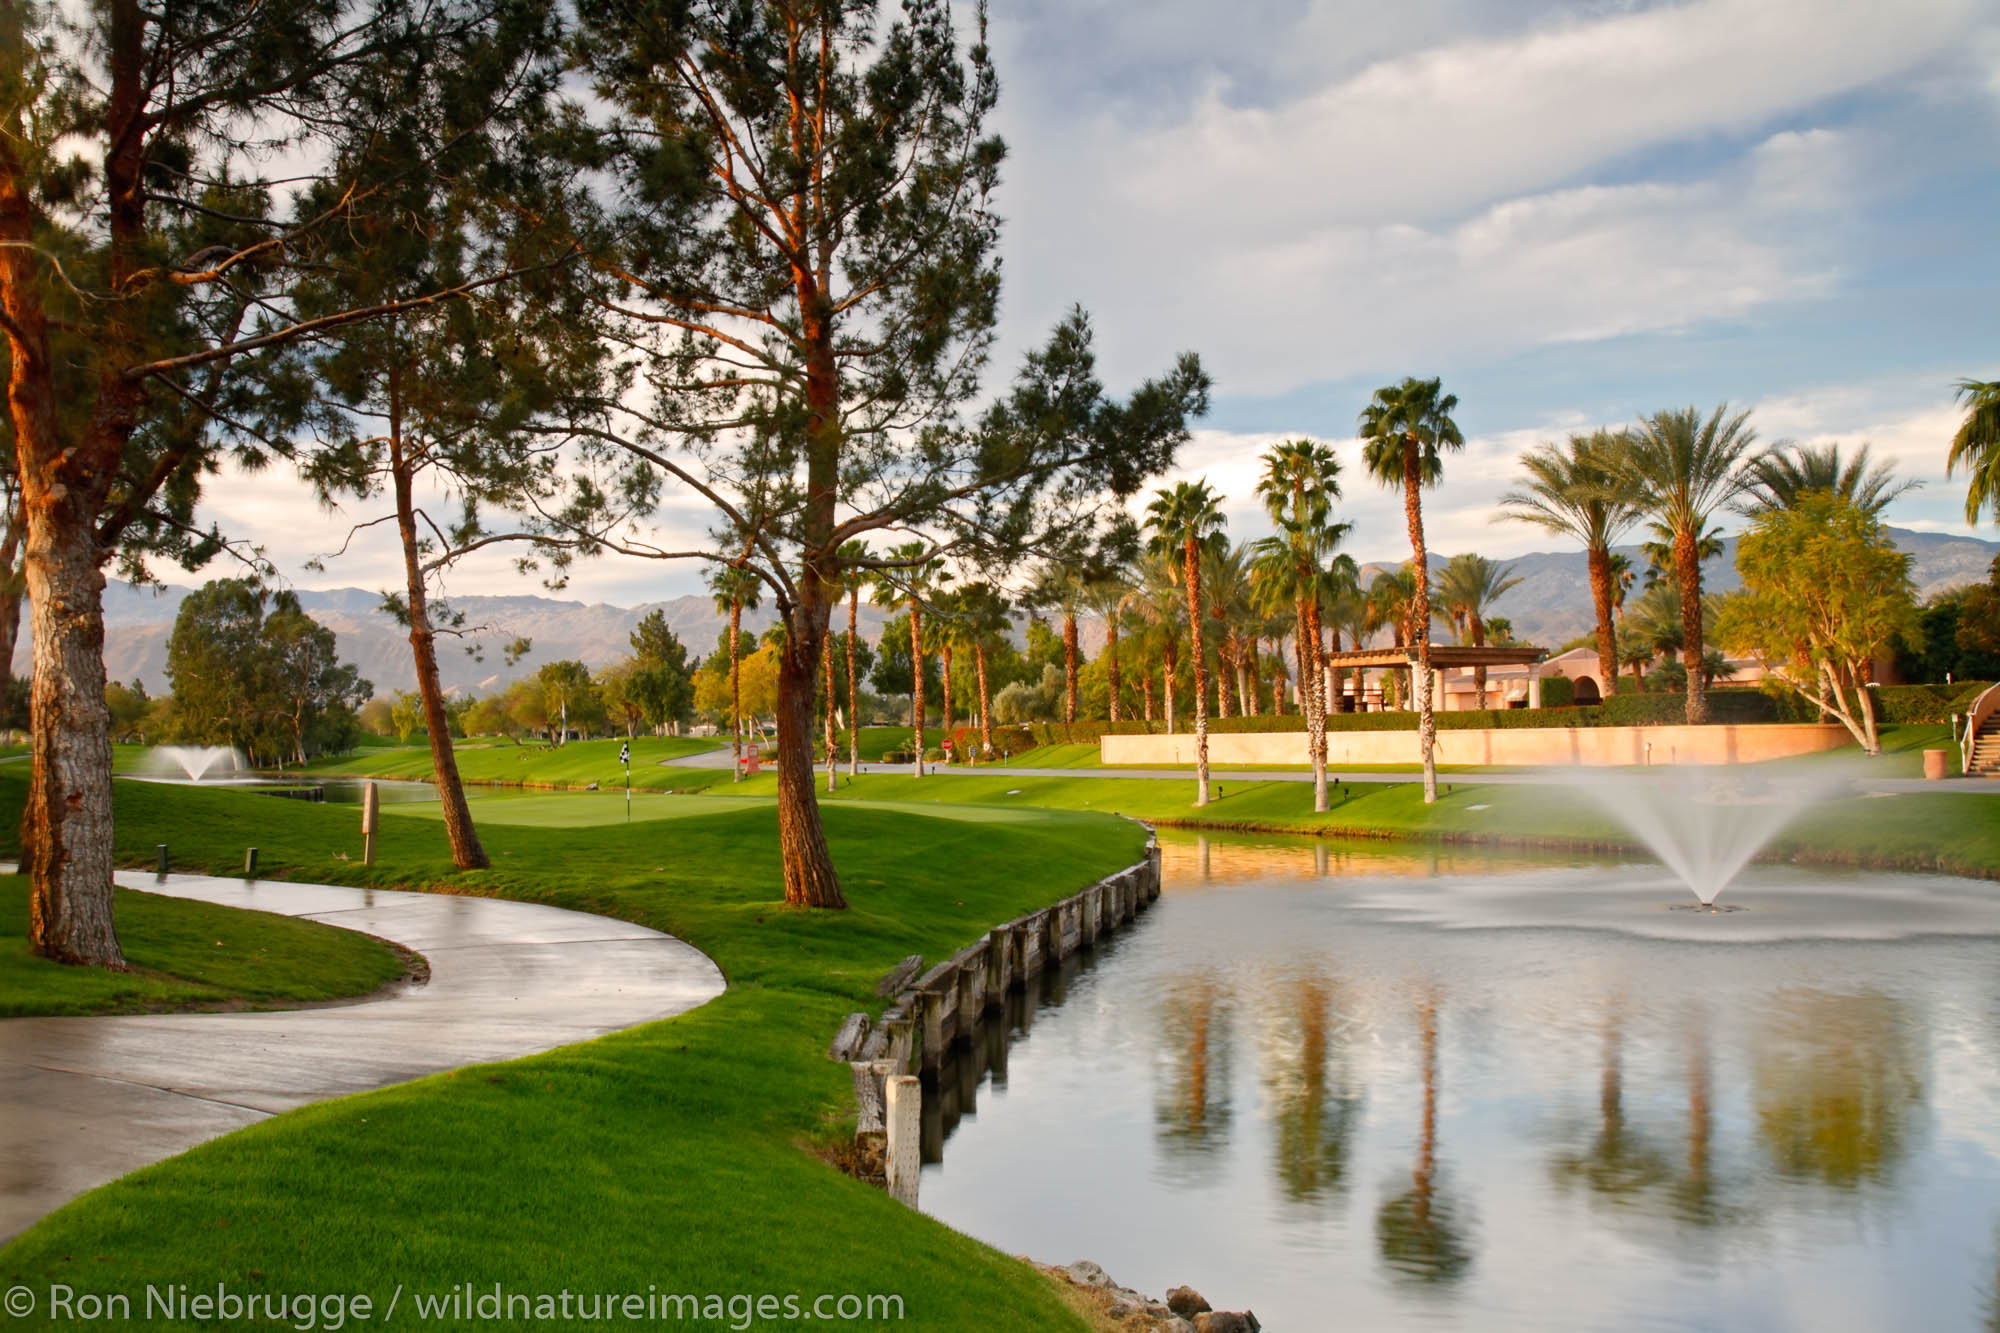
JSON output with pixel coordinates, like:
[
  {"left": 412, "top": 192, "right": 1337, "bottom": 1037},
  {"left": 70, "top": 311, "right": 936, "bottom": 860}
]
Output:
[
  {"left": 0, "top": 874, "right": 406, "bottom": 1017},
  {"left": 0, "top": 774, "right": 1136, "bottom": 1331}
]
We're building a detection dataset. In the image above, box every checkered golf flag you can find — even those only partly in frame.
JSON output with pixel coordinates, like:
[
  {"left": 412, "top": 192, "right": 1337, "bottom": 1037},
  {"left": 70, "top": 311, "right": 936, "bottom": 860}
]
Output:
[{"left": 618, "top": 741, "right": 630, "bottom": 765}]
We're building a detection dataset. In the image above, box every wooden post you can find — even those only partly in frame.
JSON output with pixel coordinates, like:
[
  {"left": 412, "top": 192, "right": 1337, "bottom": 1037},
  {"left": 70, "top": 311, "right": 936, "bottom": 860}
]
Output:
[
  {"left": 361, "top": 781, "right": 380, "bottom": 866},
  {"left": 885, "top": 1075, "right": 921, "bottom": 1207}
]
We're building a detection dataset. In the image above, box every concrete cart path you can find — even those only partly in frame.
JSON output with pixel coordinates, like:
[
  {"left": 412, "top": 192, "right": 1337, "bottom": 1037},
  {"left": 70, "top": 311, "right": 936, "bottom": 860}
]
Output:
[{"left": 1, "top": 871, "right": 724, "bottom": 1245}]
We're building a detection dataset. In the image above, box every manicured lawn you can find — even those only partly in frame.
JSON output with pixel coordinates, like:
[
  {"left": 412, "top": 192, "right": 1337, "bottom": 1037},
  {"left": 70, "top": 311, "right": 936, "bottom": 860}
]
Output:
[
  {"left": 0, "top": 772, "right": 1136, "bottom": 1331},
  {"left": 305, "top": 735, "right": 718, "bottom": 788},
  {"left": 728, "top": 763, "right": 2000, "bottom": 880},
  {"left": 0, "top": 873, "right": 407, "bottom": 1017}
]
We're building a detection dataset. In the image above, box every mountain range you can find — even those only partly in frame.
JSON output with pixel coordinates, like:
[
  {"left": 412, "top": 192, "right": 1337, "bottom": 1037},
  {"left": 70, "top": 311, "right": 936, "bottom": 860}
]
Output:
[{"left": 42, "top": 524, "right": 2000, "bottom": 696}]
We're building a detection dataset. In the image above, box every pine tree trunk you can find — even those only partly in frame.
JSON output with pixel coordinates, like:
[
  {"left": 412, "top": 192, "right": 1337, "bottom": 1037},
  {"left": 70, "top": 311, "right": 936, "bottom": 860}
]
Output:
[
  {"left": 20, "top": 483, "right": 121, "bottom": 965},
  {"left": 1587, "top": 545, "right": 1620, "bottom": 698},
  {"left": 1063, "top": 612, "right": 1079, "bottom": 724},
  {"left": 1675, "top": 528, "right": 1708, "bottom": 725},
  {"left": 7, "top": 164, "right": 124, "bottom": 964},
  {"left": 822, "top": 631, "right": 838, "bottom": 792},
  {"left": 976, "top": 640, "right": 994, "bottom": 759},
  {"left": 729, "top": 600, "right": 743, "bottom": 782},
  {"left": 392, "top": 433, "right": 488, "bottom": 871},
  {"left": 1183, "top": 537, "right": 1210, "bottom": 806},
  {"left": 908, "top": 600, "right": 924, "bottom": 776},
  {"left": 1105, "top": 620, "right": 1122, "bottom": 723},
  {"left": 1405, "top": 440, "right": 1438, "bottom": 804},
  {"left": 773, "top": 599, "right": 846, "bottom": 908},
  {"left": 846, "top": 587, "right": 859, "bottom": 777}
]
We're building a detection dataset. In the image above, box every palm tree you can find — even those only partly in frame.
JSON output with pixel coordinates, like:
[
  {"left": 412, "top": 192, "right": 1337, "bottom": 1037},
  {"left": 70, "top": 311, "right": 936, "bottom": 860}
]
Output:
[
  {"left": 957, "top": 581, "right": 1012, "bottom": 759},
  {"left": 1028, "top": 563, "right": 1088, "bottom": 724},
  {"left": 1314, "top": 552, "right": 1362, "bottom": 715},
  {"left": 835, "top": 540, "right": 871, "bottom": 777},
  {"left": 868, "top": 542, "right": 948, "bottom": 777},
  {"left": 1081, "top": 569, "right": 1133, "bottom": 722},
  {"left": 1619, "top": 404, "right": 1759, "bottom": 724},
  {"left": 1325, "top": 583, "right": 1372, "bottom": 713},
  {"left": 1365, "top": 566, "right": 1422, "bottom": 709},
  {"left": 1620, "top": 580, "right": 1689, "bottom": 689},
  {"left": 1202, "top": 543, "right": 1256, "bottom": 718},
  {"left": 1146, "top": 479, "right": 1228, "bottom": 807},
  {"left": 1252, "top": 438, "right": 1346, "bottom": 810},
  {"left": 1433, "top": 554, "right": 1522, "bottom": 708},
  {"left": 1501, "top": 430, "right": 1644, "bottom": 700},
  {"left": 1948, "top": 378, "right": 2000, "bottom": 525},
  {"left": 708, "top": 564, "right": 762, "bottom": 782},
  {"left": 1360, "top": 377, "right": 1464, "bottom": 803},
  {"left": 1741, "top": 441, "right": 1918, "bottom": 517},
  {"left": 1130, "top": 554, "right": 1185, "bottom": 731}
]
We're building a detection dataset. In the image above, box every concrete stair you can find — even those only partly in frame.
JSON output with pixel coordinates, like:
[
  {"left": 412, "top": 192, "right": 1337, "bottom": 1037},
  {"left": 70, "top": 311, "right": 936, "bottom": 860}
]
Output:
[{"left": 1971, "top": 714, "right": 2000, "bottom": 776}]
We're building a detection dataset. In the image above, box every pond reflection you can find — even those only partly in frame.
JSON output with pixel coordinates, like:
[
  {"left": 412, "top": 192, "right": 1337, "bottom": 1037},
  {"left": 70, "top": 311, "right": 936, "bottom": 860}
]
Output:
[
  {"left": 918, "top": 830, "right": 2000, "bottom": 1332},
  {"left": 1375, "top": 993, "right": 1474, "bottom": 1287}
]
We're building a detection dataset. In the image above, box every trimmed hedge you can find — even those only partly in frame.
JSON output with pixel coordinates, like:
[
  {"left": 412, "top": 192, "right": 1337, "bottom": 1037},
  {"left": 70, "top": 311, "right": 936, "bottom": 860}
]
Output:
[
  {"left": 946, "top": 726, "right": 1038, "bottom": 760},
  {"left": 1870, "top": 681, "right": 1994, "bottom": 725}
]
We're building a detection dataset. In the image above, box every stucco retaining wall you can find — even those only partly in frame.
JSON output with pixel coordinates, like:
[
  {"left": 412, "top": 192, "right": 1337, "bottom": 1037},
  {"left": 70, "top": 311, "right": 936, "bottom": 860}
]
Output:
[{"left": 1100, "top": 723, "right": 1852, "bottom": 768}]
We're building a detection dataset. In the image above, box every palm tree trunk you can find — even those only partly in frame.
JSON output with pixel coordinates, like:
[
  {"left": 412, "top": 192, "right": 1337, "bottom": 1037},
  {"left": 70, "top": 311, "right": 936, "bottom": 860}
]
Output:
[
  {"left": 1183, "top": 536, "right": 1210, "bottom": 806},
  {"left": 1163, "top": 639, "right": 1178, "bottom": 734},
  {"left": 729, "top": 600, "right": 743, "bottom": 783},
  {"left": 1105, "top": 619, "right": 1122, "bottom": 723},
  {"left": 822, "top": 632, "right": 838, "bottom": 792},
  {"left": 940, "top": 642, "right": 954, "bottom": 743},
  {"left": 1674, "top": 529, "right": 1707, "bottom": 725},
  {"left": 1141, "top": 671, "right": 1156, "bottom": 724},
  {"left": 1470, "top": 616, "right": 1487, "bottom": 710},
  {"left": 846, "top": 587, "right": 859, "bottom": 777},
  {"left": 1301, "top": 600, "right": 1327, "bottom": 810},
  {"left": 1063, "top": 612, "right": 1079, "bottom": 724},
  {"left": 1270, "top": 636, "right": 1285, "bottom": 716},
  {"left": 976, "top": 640, "right": 994, "bottom": 759},
  {"left": 1587, "top": 545, "right": 1620, "bottom": 698},
  {"left": 1299, "top": 601, "right": 1327, "bottom": 811},
  {"left": 908, "top": 600, "right": 925, "bottom": 776},
  {"left": 1405, "top": 440, "right": 1438, "bottom": 804},
  {"left": 1215, "top": 636, "right": 1236, "bottom": 718},
  {"left": 1237, "top": 638, "right": 1254, "bottom": 717}
]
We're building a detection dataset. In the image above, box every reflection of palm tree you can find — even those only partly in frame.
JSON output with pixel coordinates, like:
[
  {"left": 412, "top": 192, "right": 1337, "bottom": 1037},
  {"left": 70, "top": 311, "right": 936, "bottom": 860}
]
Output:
[
  {"left": 1271, "top": 978, "right": 1362, "bottom": 1203},
  {"left": 1376, "top": 995, "right": 1473, "bottom": 1284},
  {"left": 1550, "top": 1007, "right": 1670, "bottom": 1203},
  {"left": 1156, "top": 976, "right": 1233, "bottom": 1172},
  {"left": 1753, "top": 990, "right": 1921, "bottom": 1190},
  {"left": 1673, "top": 1009, "right": 1724, "bottom": 1227}
]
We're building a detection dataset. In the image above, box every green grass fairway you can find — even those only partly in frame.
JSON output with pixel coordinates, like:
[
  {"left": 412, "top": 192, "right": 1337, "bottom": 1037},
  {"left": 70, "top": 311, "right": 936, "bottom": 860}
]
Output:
[
  {"left": 305, "top": 735, "right": 718, "bottom": 788},
  {"left": 0, "top": 772, "right": 1134, "bottom": 1331},
  {"left": 0, "top": 874, "right": 407, "bottom": 1017},
  {"left": 724, "top": 763, "right": 2000, "bottom": 880}
]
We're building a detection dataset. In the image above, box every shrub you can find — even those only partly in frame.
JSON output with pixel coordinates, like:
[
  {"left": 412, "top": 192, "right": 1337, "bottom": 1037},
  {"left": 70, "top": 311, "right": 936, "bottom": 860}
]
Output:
[
  {"left": 1537, "top": 675, "right": 1576, "bottom": 709},
  {"left": 880, "top": 749, "right": 912, "bottom": 764},
  {"left": 1869, "top": 681, "right": 1995, "bottom": 725},
  {"left": 949, "top": 725, "right": 1036, "bottom": 759}
]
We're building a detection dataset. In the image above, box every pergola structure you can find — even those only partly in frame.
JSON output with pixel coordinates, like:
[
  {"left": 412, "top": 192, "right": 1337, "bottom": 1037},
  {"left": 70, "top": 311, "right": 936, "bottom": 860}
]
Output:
[{"left": 1320, "top": 644, "right": 1552, "bottom": 709}]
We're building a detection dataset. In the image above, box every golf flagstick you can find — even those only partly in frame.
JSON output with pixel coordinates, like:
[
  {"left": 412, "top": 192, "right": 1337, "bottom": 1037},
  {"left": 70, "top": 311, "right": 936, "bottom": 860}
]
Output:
[{"left": 620, "top": 739, "right": 631, "bottom": 822}]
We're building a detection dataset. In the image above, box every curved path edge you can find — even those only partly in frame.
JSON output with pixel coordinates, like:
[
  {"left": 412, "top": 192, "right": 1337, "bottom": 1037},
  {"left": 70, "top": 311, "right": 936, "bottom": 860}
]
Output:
[{"left": 1, "top": 870, "right": 724, "bottom": 1246}]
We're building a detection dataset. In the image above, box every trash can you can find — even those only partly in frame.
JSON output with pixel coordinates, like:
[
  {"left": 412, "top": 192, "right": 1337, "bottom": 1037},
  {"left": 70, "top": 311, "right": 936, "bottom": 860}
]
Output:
[{"left": 1923, "top": 749, "right": 1949, "bottom": 781}]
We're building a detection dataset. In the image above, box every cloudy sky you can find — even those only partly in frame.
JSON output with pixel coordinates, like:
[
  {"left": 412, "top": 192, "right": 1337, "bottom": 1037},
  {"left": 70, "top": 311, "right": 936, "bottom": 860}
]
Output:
[{"left": 202, "top": 0, "right": 2000, "bottom": 606}]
